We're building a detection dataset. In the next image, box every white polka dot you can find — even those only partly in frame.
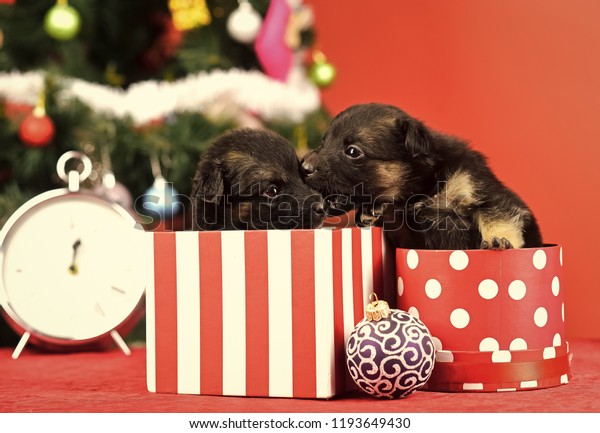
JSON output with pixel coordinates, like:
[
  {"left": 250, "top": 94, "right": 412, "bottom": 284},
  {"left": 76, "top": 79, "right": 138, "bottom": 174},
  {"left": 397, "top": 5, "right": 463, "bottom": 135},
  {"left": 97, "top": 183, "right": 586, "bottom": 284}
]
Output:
[
  {"left": 425, "top": 279, "right": 442, "bottom": 299},
  {"left": 432, "top": 336, "right": 443, "bottom": 351},
  {"left": 406, "top": 250, "right": 419, "bottom": 269},
  {"left": 397, "top": 276, "right": 404, "bottom": 297},
  {"left": 521, "top": 380, "right": 538, "bottom": 389},
  {"left": 534, "top": 307, "right": 548, "bottom": 327},
  {"left": 543, "top": 347, "right": 556, "bottom": 359},
  {"left": 436, "top": 350, "right": 454, "bottom": 363},
  {"left": 562, "top": 303, "right": 565, "bottom": 322},
  {"left": 492, "top": 351, "right": 512, "bottom": 363},
  {"left": 478, "top": 279, "right": 499, "bottom": 300},
  {"left": 560, "top": 247, "right": 563, "bottom": 266},
  {"left": 508, "top": 280, "right": 527, "bottom": 300},
  {"left": 533, "top": 250, "right": 547, "bottom": 269},
  {"left": 479, "top": 337, "right": 500, "bottom": 352},
  {"left": 551, "top": 276, "right": 560, "bottom": 296},
  {"left": 463, "top": 383, "right": 484, "bottom": 390},
  {"left": 449, "top": 250, "right": 469, "bottom": 270},
  {"left": 450, "top": 308, "right": 470, "bottom": 329},
  {"left": 510, "top": 338, "right": 528, "bottom": 351},
  {"left": 408, "top": 306, "right": 420, "bottom": 319},
  {"left": 553, "top": 333, "right": 562, "bottom": 347},
  {"left": 560, "top": 374, "right": 569, "bottom": 384},
  {"left": 497, "top": 388, "right": 517, "bottom": 392}
]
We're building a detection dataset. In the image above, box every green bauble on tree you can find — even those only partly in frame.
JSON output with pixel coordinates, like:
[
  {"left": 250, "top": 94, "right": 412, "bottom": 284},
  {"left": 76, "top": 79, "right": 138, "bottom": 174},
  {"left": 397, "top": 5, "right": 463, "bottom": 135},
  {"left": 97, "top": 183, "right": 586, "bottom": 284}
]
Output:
[
  {"left": 44, "top": 0, "right": 81, "bottom": 41},
  {"left": 309, "top": 50, "right": 336, "bottom": 87}
]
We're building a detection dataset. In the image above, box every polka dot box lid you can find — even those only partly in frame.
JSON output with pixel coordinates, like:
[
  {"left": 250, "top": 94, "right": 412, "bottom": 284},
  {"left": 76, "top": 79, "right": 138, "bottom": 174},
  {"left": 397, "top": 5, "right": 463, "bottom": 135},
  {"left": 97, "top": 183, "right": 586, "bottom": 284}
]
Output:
[{"left": 396, "top": 245, "right": 571, "bottom": 392}]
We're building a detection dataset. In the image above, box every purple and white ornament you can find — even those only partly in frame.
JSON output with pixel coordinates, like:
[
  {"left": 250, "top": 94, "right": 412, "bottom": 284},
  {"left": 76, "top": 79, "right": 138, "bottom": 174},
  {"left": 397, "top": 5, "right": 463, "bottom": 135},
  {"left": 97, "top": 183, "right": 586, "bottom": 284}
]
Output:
[{"left": 346, "top": 296, "right": 435, "bottom": 399}]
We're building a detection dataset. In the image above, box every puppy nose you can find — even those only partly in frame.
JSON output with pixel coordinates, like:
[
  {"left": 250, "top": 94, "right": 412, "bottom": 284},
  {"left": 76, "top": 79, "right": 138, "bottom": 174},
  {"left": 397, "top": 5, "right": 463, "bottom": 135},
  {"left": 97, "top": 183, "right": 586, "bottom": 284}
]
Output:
[
  {"left": 313, "top": 202, "right": 325, "bottom": 215},
  {"left": 302, "top": 160, "right": 315, "bottom": 176},
  {"left": 301, "top": 151, "right": 319, "bottom": 176}
]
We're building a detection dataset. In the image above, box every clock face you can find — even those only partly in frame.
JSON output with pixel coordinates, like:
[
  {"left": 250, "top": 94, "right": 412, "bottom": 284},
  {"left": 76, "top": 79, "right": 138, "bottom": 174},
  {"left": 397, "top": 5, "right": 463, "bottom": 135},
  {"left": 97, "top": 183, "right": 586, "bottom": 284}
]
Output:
[{"left": 0, "top": 190, "right": 145, "bottom": 342}]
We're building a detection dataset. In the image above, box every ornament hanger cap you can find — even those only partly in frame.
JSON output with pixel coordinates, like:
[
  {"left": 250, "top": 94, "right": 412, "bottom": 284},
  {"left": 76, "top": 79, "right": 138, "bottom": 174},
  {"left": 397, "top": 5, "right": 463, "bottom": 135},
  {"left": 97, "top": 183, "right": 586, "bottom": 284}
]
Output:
[
  {"left": 312, "top": 50, "right": 327, "bottom": 64},
  {"left": 33, "top": 92, "right": 47, "bottom": 117},
  {"left": 366, "top": 293, "right": 391, "bottom": 322}
]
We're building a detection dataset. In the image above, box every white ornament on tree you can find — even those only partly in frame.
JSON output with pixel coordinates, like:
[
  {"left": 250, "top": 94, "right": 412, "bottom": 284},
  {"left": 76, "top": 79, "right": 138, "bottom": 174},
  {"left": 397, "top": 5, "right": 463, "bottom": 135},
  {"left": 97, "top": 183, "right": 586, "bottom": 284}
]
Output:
[
  {"left": 227, "top": 0, "right": 263, "bottom": 44},
  {"left": 94, "top": 171, "right": 134, "bottom": 211},
  {"left": 142, "top": 175, "right": 183, "bottom": 218},
  {"left": 93, "top": 144, "right": 134, "bottom": 210},
  {"left": 141, "top": 156, "right": 183, "bottom": 219}
]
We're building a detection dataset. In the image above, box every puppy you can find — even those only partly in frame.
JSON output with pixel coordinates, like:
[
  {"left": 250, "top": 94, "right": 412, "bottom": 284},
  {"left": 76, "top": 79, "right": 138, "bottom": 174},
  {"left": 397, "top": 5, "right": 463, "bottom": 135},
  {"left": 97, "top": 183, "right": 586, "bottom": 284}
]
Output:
[
  {"left": 192, "top": 128, "right": 325, "bottom": 230},
  {"left": 302, "top": 103, "right": 542, "bottom": 250}
]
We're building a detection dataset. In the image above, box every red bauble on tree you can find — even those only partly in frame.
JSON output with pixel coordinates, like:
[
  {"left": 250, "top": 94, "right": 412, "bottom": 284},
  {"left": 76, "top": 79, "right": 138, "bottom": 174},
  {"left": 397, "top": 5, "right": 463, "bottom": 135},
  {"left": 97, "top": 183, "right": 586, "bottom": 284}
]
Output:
[
  {"left": 19, "top": 109, "right": 55, "bottom": 147},
  {"left": 138, "top": 13, "right": 183, "bottom": 76}
]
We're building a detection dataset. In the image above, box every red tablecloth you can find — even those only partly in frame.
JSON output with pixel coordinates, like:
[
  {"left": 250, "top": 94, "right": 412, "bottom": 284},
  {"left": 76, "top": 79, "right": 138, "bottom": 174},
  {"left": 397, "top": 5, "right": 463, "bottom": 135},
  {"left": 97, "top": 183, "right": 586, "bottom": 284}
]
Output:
[{"left": 1, "top": 339, "right": 599, "bottom": 413}]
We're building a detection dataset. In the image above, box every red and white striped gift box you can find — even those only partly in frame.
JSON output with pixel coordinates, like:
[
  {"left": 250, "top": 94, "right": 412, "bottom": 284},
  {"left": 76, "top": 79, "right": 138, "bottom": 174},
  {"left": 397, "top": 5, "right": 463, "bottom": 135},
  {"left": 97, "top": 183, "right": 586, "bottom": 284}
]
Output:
[
  {"left": 145, "top": 227, "right": 395, "bottom": 399},
  {"left": 396, "top": 245, "right": 571, "bottom": 392}
]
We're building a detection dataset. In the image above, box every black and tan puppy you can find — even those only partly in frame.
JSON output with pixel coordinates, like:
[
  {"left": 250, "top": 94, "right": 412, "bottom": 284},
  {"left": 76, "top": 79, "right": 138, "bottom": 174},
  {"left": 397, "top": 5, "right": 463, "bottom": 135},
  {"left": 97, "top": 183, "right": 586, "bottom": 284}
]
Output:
[
  {"left": 302, "top": 103, "right": 542, "bottom": 250},
  {"left": 192, "top": 128, "right": 325, "bottom": 230}
]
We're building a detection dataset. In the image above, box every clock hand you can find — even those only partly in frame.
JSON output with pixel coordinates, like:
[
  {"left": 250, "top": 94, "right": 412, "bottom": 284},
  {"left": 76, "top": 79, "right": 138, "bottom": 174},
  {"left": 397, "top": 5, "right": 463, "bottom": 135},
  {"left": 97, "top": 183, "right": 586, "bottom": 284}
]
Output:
[{"left": 68, "top": 239, "right": 82, "bottom": 274}]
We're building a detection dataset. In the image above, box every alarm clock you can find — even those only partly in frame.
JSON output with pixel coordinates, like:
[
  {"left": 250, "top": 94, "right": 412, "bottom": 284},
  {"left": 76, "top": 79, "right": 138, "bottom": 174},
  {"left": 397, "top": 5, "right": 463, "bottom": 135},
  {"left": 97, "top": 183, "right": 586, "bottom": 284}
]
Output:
[{"left": 0, "top": 151, "right": 145, "bottom": 359}]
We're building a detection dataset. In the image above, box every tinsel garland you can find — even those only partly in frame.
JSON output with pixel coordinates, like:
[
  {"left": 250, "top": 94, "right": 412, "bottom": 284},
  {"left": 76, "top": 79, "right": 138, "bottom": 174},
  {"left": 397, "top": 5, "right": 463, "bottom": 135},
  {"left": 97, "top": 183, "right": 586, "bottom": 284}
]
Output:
[{"left": 0, "top": 68, "right": 320, "bottom": 125}]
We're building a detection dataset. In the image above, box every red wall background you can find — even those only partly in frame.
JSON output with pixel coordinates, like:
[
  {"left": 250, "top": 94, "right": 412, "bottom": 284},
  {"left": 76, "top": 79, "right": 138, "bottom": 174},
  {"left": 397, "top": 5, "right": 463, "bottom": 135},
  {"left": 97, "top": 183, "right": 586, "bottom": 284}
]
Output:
[{"left": 304, "top": 0, "right": 600, "bottom": 339}]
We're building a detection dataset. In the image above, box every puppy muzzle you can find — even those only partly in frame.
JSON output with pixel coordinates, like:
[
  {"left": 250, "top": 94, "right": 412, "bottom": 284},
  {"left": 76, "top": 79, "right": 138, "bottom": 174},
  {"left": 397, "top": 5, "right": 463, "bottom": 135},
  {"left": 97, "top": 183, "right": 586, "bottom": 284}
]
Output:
[{"left": 301, "top": 150, "right": 320, "bottom": 177}]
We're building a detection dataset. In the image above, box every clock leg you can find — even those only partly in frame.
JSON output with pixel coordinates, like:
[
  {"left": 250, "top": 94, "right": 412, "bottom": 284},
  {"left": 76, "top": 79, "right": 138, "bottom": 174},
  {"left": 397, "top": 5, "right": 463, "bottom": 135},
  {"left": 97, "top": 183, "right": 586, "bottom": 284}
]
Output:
[
  {"left": 12, "top": 331, "right": 31, "bottom": 360},
  {"left": 110, "top": 330, "right": 131, "bottom": 356}
]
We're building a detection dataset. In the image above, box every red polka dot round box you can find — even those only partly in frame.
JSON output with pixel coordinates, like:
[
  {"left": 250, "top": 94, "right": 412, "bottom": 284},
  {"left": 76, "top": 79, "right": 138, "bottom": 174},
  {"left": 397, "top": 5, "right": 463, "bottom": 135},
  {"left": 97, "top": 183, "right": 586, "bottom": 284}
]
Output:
[{"left": 396, "top": 246, "right": 571, "bottom": 392}]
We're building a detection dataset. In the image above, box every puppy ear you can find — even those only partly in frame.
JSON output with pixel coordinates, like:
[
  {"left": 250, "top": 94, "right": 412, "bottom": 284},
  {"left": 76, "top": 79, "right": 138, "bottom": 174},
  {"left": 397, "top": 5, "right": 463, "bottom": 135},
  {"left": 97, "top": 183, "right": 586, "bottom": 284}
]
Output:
[
  {"left": 191, "top": 161, "right": 224, "bottom": 204},
  {"left": 396, "top": 117, "right": 431, "bottom": 157}
]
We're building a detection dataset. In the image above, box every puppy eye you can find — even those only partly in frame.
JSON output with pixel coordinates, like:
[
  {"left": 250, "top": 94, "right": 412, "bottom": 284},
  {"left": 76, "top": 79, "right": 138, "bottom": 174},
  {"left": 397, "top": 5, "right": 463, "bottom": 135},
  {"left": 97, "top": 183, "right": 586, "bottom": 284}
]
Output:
[
  {"left": 345, "top": 145, "right": 363, "bottom": 159},
  {"left": 264, "top": 185, "right": 279, "bottom": 198}
]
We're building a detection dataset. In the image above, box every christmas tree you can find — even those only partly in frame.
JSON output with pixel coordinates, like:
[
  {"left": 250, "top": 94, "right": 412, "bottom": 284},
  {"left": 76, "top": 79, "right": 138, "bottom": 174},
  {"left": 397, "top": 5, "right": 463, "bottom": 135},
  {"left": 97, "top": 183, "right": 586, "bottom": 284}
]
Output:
[
  {"left": 0, "top": 0, "right": 337, "bottom": 346},
  {"left": 0, "top": 0, "right": 334, "bottom": 229}
]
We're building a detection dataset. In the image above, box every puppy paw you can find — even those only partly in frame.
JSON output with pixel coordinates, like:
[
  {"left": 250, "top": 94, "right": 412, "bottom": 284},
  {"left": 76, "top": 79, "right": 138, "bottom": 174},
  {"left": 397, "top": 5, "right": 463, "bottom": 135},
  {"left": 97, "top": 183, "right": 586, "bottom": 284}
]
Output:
[
  {"left": 356, "top": 203, "right": 392, "bottom": 227},
  {"left": 412, "top": 199, "right": 433, "bottom": 212},
  {"left": 481, "top": 237, "right": 513, "bottom": 250},
  {"left": 358, "top": 212, "right": 379, "bottom": 227},
  {"left": 355, "top": 209, "right": 378, "bottom": 227}
]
